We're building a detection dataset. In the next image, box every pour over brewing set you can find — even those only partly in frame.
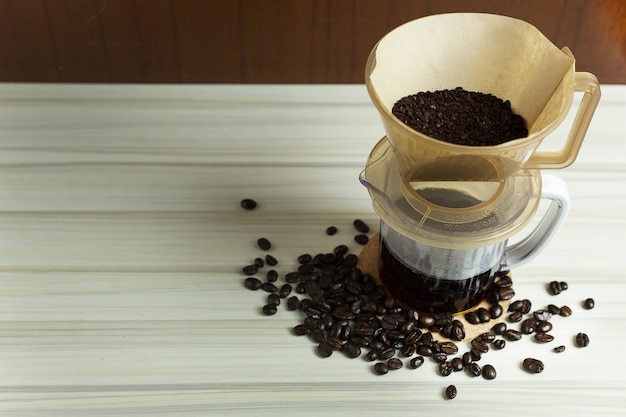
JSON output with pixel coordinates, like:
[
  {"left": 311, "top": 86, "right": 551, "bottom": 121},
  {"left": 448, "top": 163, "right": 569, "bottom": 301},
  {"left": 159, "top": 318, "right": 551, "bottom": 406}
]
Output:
[{"left": 359, "top": 13, "right": 600, "bottom": 314}]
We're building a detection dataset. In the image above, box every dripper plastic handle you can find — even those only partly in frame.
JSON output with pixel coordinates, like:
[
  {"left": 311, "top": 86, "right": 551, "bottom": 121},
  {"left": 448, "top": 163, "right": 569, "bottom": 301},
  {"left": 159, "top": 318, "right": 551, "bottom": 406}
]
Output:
[
  {"left": 524, "top": 72, "right": 601, "bottom": 170},
  {"left": 501, "top": 174, "right": 569, "bottom": 269}
]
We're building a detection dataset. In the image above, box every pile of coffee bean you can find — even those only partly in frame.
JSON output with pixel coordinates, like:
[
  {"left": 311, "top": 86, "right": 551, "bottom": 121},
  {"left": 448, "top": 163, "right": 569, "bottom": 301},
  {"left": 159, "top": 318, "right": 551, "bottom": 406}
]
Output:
[
  {"left": 391, "top": 87, "right": 528, "bottom": 146},
  {"left": 239, "top": 198, "right": 594, "bottom": 400}
]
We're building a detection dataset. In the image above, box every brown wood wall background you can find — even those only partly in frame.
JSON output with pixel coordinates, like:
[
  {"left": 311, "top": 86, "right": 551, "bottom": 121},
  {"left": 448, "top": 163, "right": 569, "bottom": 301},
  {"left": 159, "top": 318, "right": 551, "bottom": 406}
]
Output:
[{"left": 0, "top": 0, "right": 624, "bottom": 84}]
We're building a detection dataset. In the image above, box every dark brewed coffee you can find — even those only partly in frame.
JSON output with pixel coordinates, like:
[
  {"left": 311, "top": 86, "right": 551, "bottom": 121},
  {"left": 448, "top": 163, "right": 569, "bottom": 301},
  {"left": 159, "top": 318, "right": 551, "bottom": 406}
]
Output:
[{"left": 378, "top": 239, "right": 497, "bottom": 314}]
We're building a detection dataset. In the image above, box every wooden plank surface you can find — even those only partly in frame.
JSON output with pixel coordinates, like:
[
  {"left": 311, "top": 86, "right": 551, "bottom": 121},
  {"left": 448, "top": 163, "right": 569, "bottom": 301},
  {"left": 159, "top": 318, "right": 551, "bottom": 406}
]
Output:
[
  {"left": 0, "top": 83, "right": 625, "bottom": 416},
  {"left": 0, "top": 0, "right": 625, "bottom": 83}
]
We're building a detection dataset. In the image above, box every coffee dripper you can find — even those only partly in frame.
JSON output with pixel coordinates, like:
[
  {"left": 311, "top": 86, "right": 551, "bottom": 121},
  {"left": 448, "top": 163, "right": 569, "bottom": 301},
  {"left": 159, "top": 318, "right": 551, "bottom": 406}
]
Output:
[{"left": 360, "top": 13, "right": 600, "bottom": 314}]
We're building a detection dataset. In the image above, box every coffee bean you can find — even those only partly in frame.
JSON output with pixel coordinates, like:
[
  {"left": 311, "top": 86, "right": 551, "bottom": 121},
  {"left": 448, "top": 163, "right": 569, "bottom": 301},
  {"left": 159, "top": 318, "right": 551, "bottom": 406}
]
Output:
[
  {"left": 479, "top": 331, "right": 496, "bottom": 343},
  {"left": 279, "top": 284, "right": 292, "bottom": 298},
  {"left": 433, "top": 352, "right": 448, "bottom": 363},
  {"left": 465, "top": 311, "right": 480, "bottom": 325},
  {"left": 341, "top": 342, "right": 361, "bottom": 358},
  {"left": 317, "top": 341, "right": 333, "bottom": 358},
  {"left": 408, "top": 356, "right": 425, "bottom": 369},
  {"left": 533, "top": 310, "right": 553, "bottom": 321},
  {"left": 439, "top": 362, "right": 453, "bottom": 377},
  {"left": 462, "top": 352, "right": 473, "bottom": 366},
  {"left": 326, "top": 226, "right": 338, "bottom": 235},
  {"left": 287, "top": 295, "right": 300, "bottom": 311},
  {"left": 353, "top": 219, "right": 370, "bottom": 233},
  {"left": 257, "top": 237, "right": 272, "bottom": 251},
  {"left": 254, "top": 257, "right": 264, "bottom": 268},
  {"left": 388, "top": 358, "right": 403, "bottom": 370},
  {"left": 490, "top": 303, "right": 504, "bottom": 319},
  {"left": 266, "top": 269, "right": 278, "bottom": 282},
  {"left": 293, "top": 324, "right": 310, "bottom": 336},
  {"left": 559, "top": 305, "right": 572, "bottom": 317},
  {"left": 508, "top": 300, "right": 524, "bottom": 312},
  {"left": 583, "top": 298, "right": 595, "bottom": 310},
  {"left": 477, "top": 307, "right": 492, "bottom": 323},
  {"left": 559, "top": 281, "right": 568, "bottom": 291},
  {"left": 553, "top": 345, "right": 566, "bottom": 353},
  {"left": 440, "top": 341, "right": 459, "bottom": 355},
  {"left": 536, "top": 321, "right": 553, "bottom": 333},
  {"left": 471, "top": 338, "right": 489, "bottom": 353},
  {"left": 392, "top": 88, "right": 528, "bottom": 146},
  {"left": 548, "top": 280, "right": 561, "bottom": 295},
  {"left": 374, "top": 362, "right": 389, "bottom": 375},
  {"left": 240, "top": 198, "right": 257, "bottom": 210},
  {"left": 354, "top": 234, "right": 369, "bottom": 245},
  {"left": 504, "top": 329, "right": 522, "bottom": 341},
  {"left": 261, "top": 282, "right": 278, "bottom": 293},
  {"left": 547, "top": 304, "right": 561, "bottom": 315},
  {"left": 522, "top": 358, "right": 544, "bottom": 373},
  {"left": 575, "top": 332, "right": 590, "bottom": 347},
  {"left": 451, "top": 357, "right": 464, "bottom": 372},
  {"left": 482, "top": 364, "right": 497, "bottom": 380},
  {"left": 267, "top": 293, "right": 280, "bottom": 306},
  {"left": 508, "top": 311, "right": 523, "bottom": 323},
  {"left": 244, "top": 277, "right": 262, "bottom": 290},
  {"left": 241, "top": 264, "right": 259, "bottom": 275},
  {"left": 492, "top": 339, "right": 506, "bottom": 350},
  {"left": 262, "top": 304, "right": 277, "bottom": 315},
  {"left": 445, "top": 384, "right": 457, "bottom": 400},
  {"left": 521, "top": 318, "right": 537, "bottom": 334},
  {"left": 492, "top": 322, "right": 507, "bottom": 335},
  {"left": 498, "top": 287, "right": 516, "bottom": 301},
  {"left": 534, "top": 333, "right": 554, "bottom": 343},
  {"left": 467, "top": 362, "right": 481, "bottom": 377},
  {"left": 265, "top": 254, "right": 278, "bottom": 266}
]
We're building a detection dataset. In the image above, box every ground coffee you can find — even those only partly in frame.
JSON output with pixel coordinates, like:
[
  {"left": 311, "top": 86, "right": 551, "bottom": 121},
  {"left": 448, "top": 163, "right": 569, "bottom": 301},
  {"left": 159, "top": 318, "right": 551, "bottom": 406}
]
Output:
[{"left": 391, "top": 87, "right": 528, "bottom": 146}]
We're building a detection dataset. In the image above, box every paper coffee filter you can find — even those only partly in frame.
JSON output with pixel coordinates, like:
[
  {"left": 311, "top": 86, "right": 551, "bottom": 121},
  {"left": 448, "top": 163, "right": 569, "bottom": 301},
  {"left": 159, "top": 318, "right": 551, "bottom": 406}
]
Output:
[{"left": 367, "top": 13, "right": 574, "bottom": 133}]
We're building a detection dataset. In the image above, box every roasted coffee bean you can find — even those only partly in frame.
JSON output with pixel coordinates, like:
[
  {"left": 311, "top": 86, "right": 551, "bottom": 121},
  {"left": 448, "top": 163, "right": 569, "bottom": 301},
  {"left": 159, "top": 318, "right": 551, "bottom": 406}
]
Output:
[
  {"left": 325, "top": 226, "right": 338, "bottom": 235},
  {"left": 508, "top": 311, "right": 523, "bottom": 323},
  {"left": 490, "top": 303, "right": 504, "bottom": 319},
  {"left": 244, "top": 277, "right": 262, "bottom": 290},
  {"left": 553, "top": 345, "right": 566, "bottom": 353},
  {"left": 419, "top": 314, "right": 436, "bottom": 328},
  {"left": 583, "top": 298, "right": 595, "bottom": 310},
  {"left": 241, "top": 264, "right": 259, "bottom": 275},
  {"left": 559, "top": 281, "right": 568, "bottom": 291},
  {"left": 433, "top": 352, "right": 448, "bottom": 363},
  {"left": 521, "top": 318, "right": 537, "bottom": 334},
  {"left": 477, "top": 307, "right": 492, "bottom": 323},
  {"left": 445, "top": 384, "right": 457, "bottom": 400},
  {"left": 309, "top": 328, "right": 327, "bottom": 343},
  {"left": 439, "top": 362, "right": 453, "bottom": 377},
  {"left": 482, "top": 364, "right": 497, "bottom": 380},
  {"left": 265, "top": 254, "right": 278, "bottom": 266},
  {"left": 261, "top": 282, "right": 278, "bottom": 293},
  {"left": 559, "top": 305, "right": 572, "bottom": 317},
  {"left": 548, "top": 280, "right": 561, "bottom": 295},
  {"left": 366, "top": 351, "right": 379, "bottom": 361},
  {"left": 533, "top": 310, "right": 553, "bottom": 321},
  {"left": 388, "top": 358, "right": 403, "bottom": 370},
  {"left": 354, "top": 234, "right": 369, "bottom": 245},
  {"left": 498, "top": 287, "right": 516, "bottom": 301},
  {"left": 257, "top": 237, "right": 272, "bottom": 251},
  {"left": 522, "top": 358, "right": 544, "bottom": 373},
  {"left": 392, "top": 88, "right": 528, "bottom": 146},
  {"left": 408, "top": 355, "right": 425, "bottom": 369},
  {"left": 400, "top": 344, "right": 416, "bottom": 357},
  {"left": 508, "top": 299, "right": 524, "bottom": 312},
  {"left": 379, "top": 347, "right": 396, "bottom": 360},
  {"left": 267, "top": 293, "right": 281, "bottom": 306},
  {"left": 440, "top": 341, "right": 459, "bottom": 355},
  {"left": 492, "top": 339, "right": 506, "bottom": 350},
  {"left": 504, "top": 329, "right": 522, "bottom": 341},
  {"left": 471, "top": 338, "right": 489, "bottom": 353},
  {"left": 373, "top": 362, "right": 389, "bottom": 375},
  {"left": 520, "top": 299, "right": 532, "bottom": 314},
  {"left": 492, "top": 322, "right": 507, "bottom": 335},
  {"left": 534, "top": 333, "right": 554, "bottom": 343},
  {"left": 536, "top": 321, "right": 553, "bottom": 333},
  {"left": 254, "top": 257, "right": 265, "bottom": 268},
  {"left": 470, "top": 348, "right": 482, "bottom": 361},
  {"left": 462, "top": 352, "right": 473, "bottom": 366},
  {"left": 286, "top": 295, "right": 300, "bottom": 311},
  {"left": 317, "top": 341, "right": 334, "bottom": 358},
  {"left": 262, "top": 304, "right": 277, "bottom": 315},
  {"left": 467, "top": 362, "right": 481, "bottom": 377},
  {"left": 575, "top": 332, "right": 590, "bottom": 347},
  {"left": 547, "top": 304, "right": 561, "bottom": 315},
  {"left": 266, "top": 269, "right": 278, "bottom": 282},
  {"left": 465, "top": 311, "right": 480, "bottom": 325},
  {"left": 240, "top": 198, "right": 257, "bottom": 210},
  {"left": 333, "top": 244, "right": 349, "bottom": 255},
  {"left": 279, "top": 284, "right": 292, "bottom": 298},
  {"left": 479, "top": 331, "right": 496, "bottom": 343},
  {"left": 353, "top": 219, "right": 370, "bottom": 234},
  {"left": 451, "top": 357, "right": 464, "bottom": 372}
]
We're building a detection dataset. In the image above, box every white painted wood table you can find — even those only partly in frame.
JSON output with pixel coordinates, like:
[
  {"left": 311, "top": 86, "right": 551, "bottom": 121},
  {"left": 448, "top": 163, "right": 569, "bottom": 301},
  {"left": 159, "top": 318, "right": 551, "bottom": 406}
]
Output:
[{"left": 0, "top": 83, "right": 625, "bottom": 416}]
